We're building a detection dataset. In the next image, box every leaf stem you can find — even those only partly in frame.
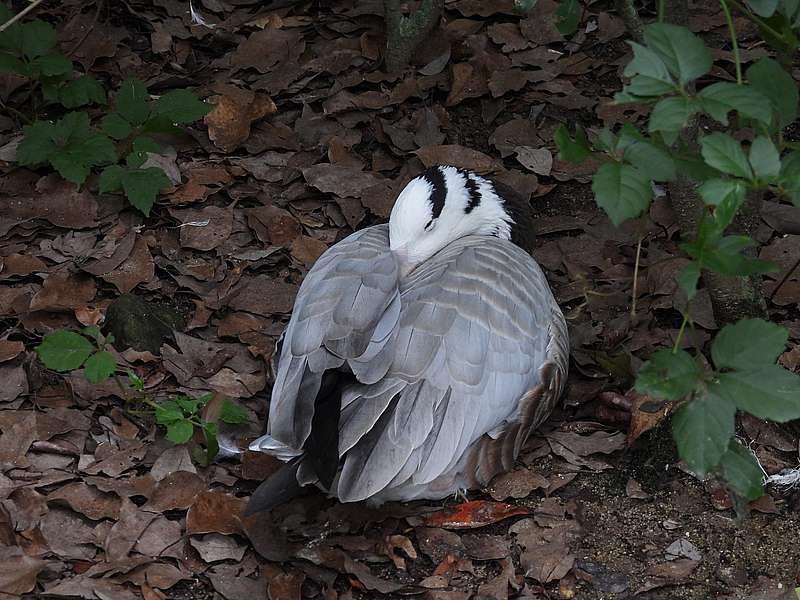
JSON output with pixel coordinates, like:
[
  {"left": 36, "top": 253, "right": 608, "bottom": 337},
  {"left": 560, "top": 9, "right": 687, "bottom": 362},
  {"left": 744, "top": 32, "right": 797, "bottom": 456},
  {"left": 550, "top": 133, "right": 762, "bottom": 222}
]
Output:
[
  {"left": 718, "top": 0, "right": 743, "bottom": 84},
  {"left": 673, "top": 313, "right": 690, "bottom": 352},
  {"left": 631, "top": 235, "right": 643, "bottom": 319},
  {"left": 658, "top": 0, "right": 666, "bottom": 22},
  {"left": 0, "top": 0, "right": 47, "bottom": 33},
  {"left": 725, "top": 0, "right": 786, "bottom": 41}
]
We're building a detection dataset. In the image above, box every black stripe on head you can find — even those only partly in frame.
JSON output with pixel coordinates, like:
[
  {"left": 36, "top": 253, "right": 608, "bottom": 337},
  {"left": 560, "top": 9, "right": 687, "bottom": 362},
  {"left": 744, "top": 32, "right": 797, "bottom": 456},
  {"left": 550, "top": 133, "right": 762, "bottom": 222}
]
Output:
[
  {"left": 458, "top": 169, "right": 482, "bottom": 213},
  {"left": 421, "top": 166, "right": 448, "bottom": 219}
]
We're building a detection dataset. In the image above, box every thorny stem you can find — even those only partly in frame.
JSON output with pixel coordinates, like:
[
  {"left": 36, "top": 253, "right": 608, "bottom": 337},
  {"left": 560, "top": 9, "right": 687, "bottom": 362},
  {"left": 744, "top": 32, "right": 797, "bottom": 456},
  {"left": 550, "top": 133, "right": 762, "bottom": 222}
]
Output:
[
  {"left": 719, "top": 0, "right": 743, "bottom": 84},
  {"left": 0, "top": 0, "right": 46, "bottom": 33}
]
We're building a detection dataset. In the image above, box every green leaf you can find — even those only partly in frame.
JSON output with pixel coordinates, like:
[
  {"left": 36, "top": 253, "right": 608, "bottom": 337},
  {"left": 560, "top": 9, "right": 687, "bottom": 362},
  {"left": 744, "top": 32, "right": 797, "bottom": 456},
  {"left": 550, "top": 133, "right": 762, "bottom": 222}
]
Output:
[
  {"left": 36, "top": 330, "right": 93, "bottom": 371},
  {"left": 17, "top": 120, "right": 58, "bottom": 165},
  {"left": 698, "top": 82, "right": 773, "bottom": 126},
  {"left": 513, "top": 0, "right": 538, "bottom": 14},
  {"left": 31, "top": 53, "right": 72, "bottom": 77},
  {"left": 715, "top": 365, "right": 800, "bottom": 422},
  {"left": 202, "top": 421, "right": 220, "bottom": 463},
  {"left": 592, "top": 162, "right": 652, "bottom": 226},
  {"left": 554, "top": 0, "right": 580, "bottom": 35},
  {"left": 127, "top": 370, "right": 145, "bottom": 391},
  {"left": 0, "top": 53, "right": 28, "bottom": 75},
  {"left": 175, "top": 396, "right": 201, "bottom": 416},
  {"left": 749, "top": 136, "right": 781, "bottom": 179},
  {"left": 155, "top": 401, "right": 184, "bottom": 425},
  {"left": 151, "top": 89, "right": 211, "bottom": 124},
  {"left": 696, "top": 235, "right": 779, "bottom": 276},
  {"left": 126, "top": 136, "right": 162, "bottom": 168},
  {"left": 698, "top": 179, "right": 746, "bottom": 234},
  {"left": 624, "top": 42, "right": 674, "bottom": 89},
  {"left": 649, "top": 96, "right": 697, "bottom": 135},
  {"left": 116, "top": 78, "right": 150, "bottom": 126},
  {"left": 81, "top": 326, "right": 102, "bottom": 340},
  {"left": 747, "top": 0, "right": 779, "bottom": 17},
  {"left": 620, "top": 137, "right": 676, "bottom": 181},
  {"left": 712, "top": 318, "right": 788, "bottom": 370},
  {"left": 554, "top": 124, "right": 591, "bottom": 163},
  {"left": 719, "top": 439, "right": 764, "bottom": 501},
  {"left": 120, "top": 167, "right": 171, "bottom": 216},
  {"left": 678, "top": 261, "right": 701, "bottom": 301},
  {"left": 100, "top": 113, "right": 132, "bottom": 140},
  {"left": 643, "top": 23, "right": 713, "bottom": 84},
  {"left": 20, "top": 20, "right": 57, "bottom": 59},
  {"left": 672, "top": 390, "right": 736, "bottom": 477},
  {"left": 84, "top": 350, "right": 117, "bottom": 384},
  {"left": 220, "top": 399, "right": 248, "bottom": 424},
  {"left": 635, "top": 349, "right": 701, "bottom": 400},
  {"left": 99, "top": 165, "right": 125, "bottom": 193},
  {"left": 747, "top": 58, "right": 798, "bottom": 129},
  {"left": 50, "top": 132, "right": 117, "bottom": 184},
  {"left": 60, "top": 76, "right": 107, "bottom": 108},
  {"left": 700, "top": 133, "right": 753, "bottom": 180},
  {"left": 166, "top": 420, "right": 194, "bottom": 444}
]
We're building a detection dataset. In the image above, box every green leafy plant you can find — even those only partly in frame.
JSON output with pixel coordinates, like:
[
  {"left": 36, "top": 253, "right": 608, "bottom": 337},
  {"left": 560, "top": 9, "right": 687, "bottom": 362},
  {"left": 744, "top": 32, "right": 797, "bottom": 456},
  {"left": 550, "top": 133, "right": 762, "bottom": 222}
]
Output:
[
  {"left": 36, "top": 328, "right": 248, "bottom": 464},
  {"left": 0, "top": 3, "right": 211, "bottom": 216},
  {"left": 555, "top": 21, "right": 800, "bottom": 503}
]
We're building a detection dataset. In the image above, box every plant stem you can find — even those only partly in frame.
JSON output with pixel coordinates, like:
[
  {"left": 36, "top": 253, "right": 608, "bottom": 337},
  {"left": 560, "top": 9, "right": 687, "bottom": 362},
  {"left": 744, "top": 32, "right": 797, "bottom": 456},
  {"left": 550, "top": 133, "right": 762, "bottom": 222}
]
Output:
[
  {"left": 673, "top": 313, "right": 690, "bottom": 352},
  {"left": 658, "top": 0, "right": 666, "bottom": 22},
  {"left": 383, "top": 0, "right": 444, "bottom": 72},
  {"left": 112, "top": 373, "right": 132, "bottom": 403},
  {"left": 769, "top": 257, "right": 800, "bottom": 301},
  {"left": 719, "top": 0, "right": 743, "bottom": 84},
  {"left": 0, "top": 0, "right": 47, "bottom": 33},
  {"left": 726, "top": 0, "right": 786, "bottom": 41}
]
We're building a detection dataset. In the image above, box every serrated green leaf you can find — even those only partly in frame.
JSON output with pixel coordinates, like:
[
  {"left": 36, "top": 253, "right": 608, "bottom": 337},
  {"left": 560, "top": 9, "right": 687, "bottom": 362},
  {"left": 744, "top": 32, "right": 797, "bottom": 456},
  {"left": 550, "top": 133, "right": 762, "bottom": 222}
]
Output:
[
  {"left": 715, "top": 365, "right": 800, "bottom": 421},
  {"left": 50, "top": 131, "right": 117, "bottom": 184},
  {"left": 36, "top": 330, "right": 93, "bottom": 371},
  {"left": 116, "top": 78, "right": 150, "bottom": 126},
  {"left": 120, "top": 167, "right": 171, "bottom": 216},
  {"left": 554, "top": 0, "right": 580, "bottom": 35},
  {"left": 636, "top": 348, "right": 701, "bottom": 400},
  {"left": 220, "top": 399, "right": 248, "bottom": 424},
  {"left": 700, "top": 133, "right": 753, "bottom": 179},
  {"left": 696, "top": 235, "right": 779, "bottom": 276},
  {"left": 712, "top": 318, "right": 788, "bottom": 370},
  {"left": 84, "top": 350, "right": 117, "bottom": 384},
  {"left": 100, "top": 113, "right": 132, "bottom": 140},
  {"left": 698, "top": 179, "right": 746, "bottom": 235},
  {"left": 649, "top": 96, "right": 697, "bottom": 134},
  {"left": 17, "top": 120, "right": 58, "bottom": 165},
  {"left": 554, "top": 124, "right": 591, "bottom": 163},
  {"left": 749, "top": 136, "right": 781, "bottom": 179},
  {"left": 81, "top": 326, "right": 102, "bottom": 340},
  {"left": 698, "top": 82, "right": 773, "bottom": 126},
  {"left": 643, "top": 23, "right": 712, "bottom": 84},
  {"left": 747, "top": 58, "right": 798, "bottom": 129},
  {"left": 719, "top": 439, "right": 764, "bottom": 500},
  {"left": 672, "top": 389, "right": 736, "bottom": 477},
  {"left": 678, "top": 261, "right": 701, "bottom": 301},
  {"left": 126, "top": 136, "right": 162, "bottom": 168},
  {"left": 20, "top": 20, "right": 57, "bottom": 59},
  {"left": 60, "top": 76, "right": 107, "bottom": 108},
  {"left": 748, "top": 0, "right": 779, "bottom": 17},
  {"left": 621, "top": 138, "right": 676, "bottom": 182},
  {"left": 166, "top": 419, "right": 194, "bottom": 444},
  {"left": 624, "top": 42, "right": 674, "bottom": 84},
  {"left": 592, "top": 162, "right": 652, "bottom": 226},
  {"left": 31, "top": 53, "right": 72, "bottom": 77},
  {"left": 151, "top": 89, "right": 211, "bottom": 124}
]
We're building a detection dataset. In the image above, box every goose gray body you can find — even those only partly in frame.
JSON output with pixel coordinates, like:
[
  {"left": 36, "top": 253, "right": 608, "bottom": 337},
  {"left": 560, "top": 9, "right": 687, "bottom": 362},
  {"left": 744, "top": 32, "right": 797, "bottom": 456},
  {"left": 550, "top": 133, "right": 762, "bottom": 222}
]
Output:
[{"left": 248, "top": 166, "right": 568, "bottom": 508}]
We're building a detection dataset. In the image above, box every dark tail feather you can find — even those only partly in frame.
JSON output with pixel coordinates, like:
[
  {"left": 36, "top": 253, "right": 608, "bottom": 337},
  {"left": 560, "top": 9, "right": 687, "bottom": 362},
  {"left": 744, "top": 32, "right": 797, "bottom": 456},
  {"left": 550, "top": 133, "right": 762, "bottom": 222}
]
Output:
[{"left": 243, "top": 458, "right": 304, "bottom": 516}]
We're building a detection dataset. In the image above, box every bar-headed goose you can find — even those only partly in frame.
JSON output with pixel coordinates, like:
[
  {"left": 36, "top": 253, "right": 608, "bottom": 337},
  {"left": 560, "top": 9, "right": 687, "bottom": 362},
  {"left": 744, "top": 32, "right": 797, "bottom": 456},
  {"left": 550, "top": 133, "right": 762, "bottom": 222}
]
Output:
[{"left": 246, "top": 165, "right": 568, "bottom": 513}]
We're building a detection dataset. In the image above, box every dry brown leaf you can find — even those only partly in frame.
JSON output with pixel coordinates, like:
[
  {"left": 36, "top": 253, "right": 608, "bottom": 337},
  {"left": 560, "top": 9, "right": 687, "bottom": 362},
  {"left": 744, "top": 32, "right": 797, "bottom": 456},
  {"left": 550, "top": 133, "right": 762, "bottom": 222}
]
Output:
[
  {"left": 0, "top": 546, "right": 45, "bottom": 594},
  {"left": 290, "top": 235, "right": 328, "bottom": 267},
  {"left": 186, "top": 491, "right": 246, "bottom": 535},
  {"left": 29, "top": 272, "right": 96, "bottom": 312},
  {"left": 415, "top": 145, "right": 499, "bottom": 173},
  {"left": 0, "top": 340, "right": 24, "bottom": 363},
  {"left": 174, "top": 205, "right": 234, "bottom": 251},
  {"left": 47, "top": 482, "right": 121, "bottom": 520},
  {"left": 191, "top": 533, "right": 247, "bottom": 563},
  {"left": 102, "top": 236, "right": 154, "bottom": 293},
  {"left": 144, "top": 470, "right": 206, "bottom": 511},
  {"left": 487, "top": 468, "right": 549, "bottom": 501},
  {"left": 637, "top": 559, "right": 699, "bottom": 593},
  {"left": 302, "top": 164, "right": 385, "bottom": 198},
  {"left": 520, "top": 540, "right": 574, "bottom": 583},
  {"left": 205, "top": 86, "right": 278, "bottom": 152}
]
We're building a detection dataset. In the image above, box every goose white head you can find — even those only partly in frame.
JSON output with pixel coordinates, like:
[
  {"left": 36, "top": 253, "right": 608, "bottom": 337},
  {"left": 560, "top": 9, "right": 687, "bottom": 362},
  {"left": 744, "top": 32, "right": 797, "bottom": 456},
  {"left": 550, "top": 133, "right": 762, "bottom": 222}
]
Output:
[{"left": 389, "top": 165, "right": 514, "bottom": 277}]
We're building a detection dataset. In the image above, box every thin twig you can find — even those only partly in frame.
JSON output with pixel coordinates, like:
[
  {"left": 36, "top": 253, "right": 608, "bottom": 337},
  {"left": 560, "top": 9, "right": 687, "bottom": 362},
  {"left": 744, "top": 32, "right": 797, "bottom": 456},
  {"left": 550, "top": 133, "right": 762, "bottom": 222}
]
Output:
[
  {"left": 630, "top": 235, "right": 643, "bottom": 319},
  {"left": 0, "top": 0, "right": 47, "bottom": 33}
]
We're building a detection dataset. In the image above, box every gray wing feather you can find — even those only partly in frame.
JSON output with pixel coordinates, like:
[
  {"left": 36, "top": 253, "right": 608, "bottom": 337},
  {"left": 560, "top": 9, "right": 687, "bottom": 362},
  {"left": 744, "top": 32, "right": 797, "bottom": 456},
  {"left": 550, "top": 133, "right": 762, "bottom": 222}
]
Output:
[
  {"left": 336, "top": 237, "right": 567, "bottom": 501},
  {"left": 265, "top": 225, "right": 400, "bottom": 449}
]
